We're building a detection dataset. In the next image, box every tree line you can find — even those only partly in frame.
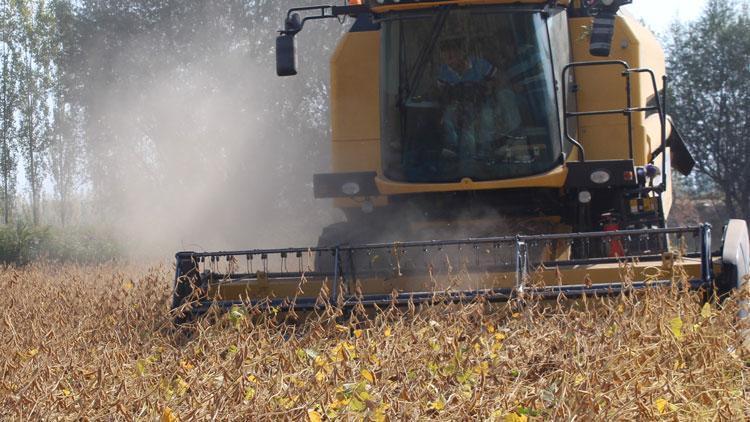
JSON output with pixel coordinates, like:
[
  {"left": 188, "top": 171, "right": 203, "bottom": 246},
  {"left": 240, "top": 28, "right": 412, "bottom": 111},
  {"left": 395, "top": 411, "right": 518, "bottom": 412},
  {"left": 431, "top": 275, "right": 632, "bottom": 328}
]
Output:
[
  {"left": 0, "top": 1, "right": 343, "bottom": 247},
  {"left": 667, "top": 0, "right": 750, "bottom": 225},
  {"left": 1, "top": 0, "right": 61, "bottom": 226}
]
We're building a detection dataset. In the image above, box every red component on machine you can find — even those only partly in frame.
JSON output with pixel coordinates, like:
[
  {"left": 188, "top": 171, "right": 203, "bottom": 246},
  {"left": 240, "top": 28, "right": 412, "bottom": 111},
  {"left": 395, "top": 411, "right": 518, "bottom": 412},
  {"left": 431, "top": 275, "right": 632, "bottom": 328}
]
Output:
[{"left": 601, "top": 213, "right": 625, "bottom": 257}]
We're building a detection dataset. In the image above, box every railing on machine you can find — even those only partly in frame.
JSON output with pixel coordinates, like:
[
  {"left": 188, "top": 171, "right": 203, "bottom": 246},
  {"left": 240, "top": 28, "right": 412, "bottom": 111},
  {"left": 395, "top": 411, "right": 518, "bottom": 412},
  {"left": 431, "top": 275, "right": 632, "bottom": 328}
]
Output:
[
  {"left": 174, "top": 225, "right": 714, "bottom": 312},
  {"left": 561, "top": 60, "right": 668, "bottom": 191}
]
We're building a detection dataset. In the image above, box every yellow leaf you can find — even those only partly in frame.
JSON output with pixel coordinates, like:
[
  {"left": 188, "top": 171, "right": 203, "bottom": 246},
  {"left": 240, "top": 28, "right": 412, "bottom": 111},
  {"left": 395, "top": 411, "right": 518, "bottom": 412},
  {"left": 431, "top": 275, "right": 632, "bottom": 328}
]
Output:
[
  {"left": 228, "top": 306, "right": 245, "bottom": 323},
  {"left": 361, "top": 369, "right": 375, "bottom": 383},
  {"left": 296, "top": 348, "right": 308, "bottom": 361},
  {"left": 329, "top": 398, "right": 350, "bottom": 411},
  {"left": 179, "top": 360, "right": 194, "bottom": 371},
  {"left": 373, "top": 403, "right": 389, "bottom": 422},
  {"left": 574, "top": 373, "right": 586, "bottom": 386},
  {"left": 486, "top": 323, "right": 496, "bottom": 333},
  {"left": 456, "top": 370, "right": 474, "bottom": 385},
  {"left": 161, "top": 407, "right": 179, "bottom": 422},
  {"left": 504, "top": 413, "right": 528, "bottom": 422},
  {"left": 384, "top": 326, "right": 392, "bottom": 337},
  {"left": 605, "top": 325, "right": 617, "bottom": 337},
  {"left": 349, "top": 397, "right": 367, "bottom": 412},
  {"left": 357, "top": 391, "right": 372, "bottom": 401},
  {"left": 61, "top": 388, "right": 71, "bottom": 397},
  {"left": 307, "top": 409, "right": 322, "bottom": 422},
  {"left": 244, "top": 387, "right": 256, "bottom": 401},
  {"left": 174, "top": 376, "right": 189, "bottom": 396},
  {"left": 123, "top": 281, "right": 134, "bottom": 290},
  {"left": 315, "top": 370, "right": 326, "bottom": 383},
  {"left": 27, "top": 348, "right": 39, "bottom": 358},
  {"left": 331, "top": 341, "right": 357, "bottom": 361},
  {"left": 354, "top": 329, "right": 363, "bottom": 338},
  {"left": 247, "top": 374, "right": 258, "bottom": 384},
  {"left": 654, "top": 398, "right": 668, "bottom": 414},
  {"left": 701, "top": 302, "right": 712, "bottom": 319},
  {"left": 473, "top": 361, "right": 489, "bottom": 375},
  {"left": 335, "top": 324, "right": 349, "bottom": 333},
  {"left": 160, "top": 379, "right": 175, "bottom": 399},
  {"left": 459, "top": 383, "right": 473, "bottom": 399},
  {"left": 669, "top": 316, "right": 684, "bottom": 340},
  {"left": 368, "top": 354, "right": 382, "bottom": 366},
  {"left": 275, "top": 396, "right": 297, "bottom": 409},
  {"left": 428, "top": 397, "right": 446, "bottom": 411},
  {"left": 135, "top": 360, "right": 147, "bottom": 377},
  {"left": 494, "top": 332, "right": 506, "bottom": 341}
]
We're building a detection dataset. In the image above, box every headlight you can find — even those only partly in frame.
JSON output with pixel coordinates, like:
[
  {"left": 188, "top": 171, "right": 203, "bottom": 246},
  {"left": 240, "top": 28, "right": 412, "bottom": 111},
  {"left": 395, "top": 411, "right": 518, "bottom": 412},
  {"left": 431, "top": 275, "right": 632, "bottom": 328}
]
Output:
[
  {"left": 578, "top": 191, "right": 592, "bottom": 204},
  {"left": 341, "top": 182, "right": 360, "bottom": 196},
  {"left": 590, "top": 170, "right": 611, "bottom": 184}
]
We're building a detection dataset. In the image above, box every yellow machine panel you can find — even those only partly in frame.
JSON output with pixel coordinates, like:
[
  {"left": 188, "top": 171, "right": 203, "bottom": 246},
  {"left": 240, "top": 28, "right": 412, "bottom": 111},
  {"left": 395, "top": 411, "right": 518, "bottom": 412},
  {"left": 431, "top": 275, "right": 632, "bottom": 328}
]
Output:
[
  {"left": 330, "top": 32, "right": 380, "bottom": 144},
  {"left": 330, "top": 30, "right": 383, "bottom": 207}
]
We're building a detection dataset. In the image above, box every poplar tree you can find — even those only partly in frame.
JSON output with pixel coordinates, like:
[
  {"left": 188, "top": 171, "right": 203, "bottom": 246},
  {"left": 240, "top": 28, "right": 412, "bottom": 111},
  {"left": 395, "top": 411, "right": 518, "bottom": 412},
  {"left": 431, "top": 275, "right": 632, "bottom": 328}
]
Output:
[
  {"left": 48, "top": 0, "right": 79, "bottom": 226},
  {"left": 0, "top": 0, "right": 19, "bottom": 224},
  {"left": 16, "top": 0, "right": 52, "bottom": 225}
]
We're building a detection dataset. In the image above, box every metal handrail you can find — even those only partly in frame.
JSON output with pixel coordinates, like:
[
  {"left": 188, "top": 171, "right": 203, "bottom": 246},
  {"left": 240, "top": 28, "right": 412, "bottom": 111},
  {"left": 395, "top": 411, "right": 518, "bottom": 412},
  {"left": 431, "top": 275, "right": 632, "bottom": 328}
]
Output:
[{"left": 561, "top": 60, "right": 667, "bottom": 177}]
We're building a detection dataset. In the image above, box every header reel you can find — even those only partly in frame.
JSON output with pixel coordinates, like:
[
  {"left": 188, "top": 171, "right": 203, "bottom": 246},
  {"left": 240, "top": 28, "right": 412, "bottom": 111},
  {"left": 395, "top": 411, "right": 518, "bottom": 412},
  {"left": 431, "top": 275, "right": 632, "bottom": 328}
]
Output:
[{"left": 171, "top": 224, "right": 745, "bottom": 319}]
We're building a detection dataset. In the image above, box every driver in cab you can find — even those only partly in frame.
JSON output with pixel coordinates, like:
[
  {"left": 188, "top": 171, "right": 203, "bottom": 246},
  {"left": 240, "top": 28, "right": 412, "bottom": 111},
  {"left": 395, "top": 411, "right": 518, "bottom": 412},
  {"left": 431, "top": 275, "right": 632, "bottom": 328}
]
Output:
[{"left": 436, "top": 37, "right": 520, "bottom": 162}]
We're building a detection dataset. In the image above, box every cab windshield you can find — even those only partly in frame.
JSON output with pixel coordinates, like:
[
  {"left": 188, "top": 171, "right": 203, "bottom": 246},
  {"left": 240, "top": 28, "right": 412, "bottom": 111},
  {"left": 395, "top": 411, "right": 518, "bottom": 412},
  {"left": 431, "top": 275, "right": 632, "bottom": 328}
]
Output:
[{"left": 381, "top": 7, "right": 563, "bottom": 183}]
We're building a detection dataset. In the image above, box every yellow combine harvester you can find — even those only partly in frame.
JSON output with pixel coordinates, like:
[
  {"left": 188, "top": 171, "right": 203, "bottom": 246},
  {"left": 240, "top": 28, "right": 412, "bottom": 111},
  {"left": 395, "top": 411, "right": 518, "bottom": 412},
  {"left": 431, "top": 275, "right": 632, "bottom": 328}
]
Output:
[{"left": 173, "top": 0, "right": 749, "bottom": 323}]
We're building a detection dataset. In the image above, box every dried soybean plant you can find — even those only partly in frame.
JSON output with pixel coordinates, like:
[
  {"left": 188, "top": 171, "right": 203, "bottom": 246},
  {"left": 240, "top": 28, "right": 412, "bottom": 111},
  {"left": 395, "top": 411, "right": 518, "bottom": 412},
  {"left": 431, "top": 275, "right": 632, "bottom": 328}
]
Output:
[{"left": 0, "top": 263, "right": 748, "bottom": 420}]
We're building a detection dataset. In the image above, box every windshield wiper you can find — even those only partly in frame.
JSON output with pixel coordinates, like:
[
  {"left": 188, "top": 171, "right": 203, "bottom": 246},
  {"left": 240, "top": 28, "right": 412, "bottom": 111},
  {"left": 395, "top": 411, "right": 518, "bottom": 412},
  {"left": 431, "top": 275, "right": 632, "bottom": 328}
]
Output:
[{"left": 397, "top": 6, "right": 452, "bottom": 107}]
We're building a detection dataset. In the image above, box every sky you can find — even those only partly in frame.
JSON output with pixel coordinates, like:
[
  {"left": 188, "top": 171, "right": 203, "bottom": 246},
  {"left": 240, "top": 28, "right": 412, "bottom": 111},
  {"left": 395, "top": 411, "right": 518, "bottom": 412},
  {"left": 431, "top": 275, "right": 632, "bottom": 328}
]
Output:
[{"left": 623, "top": 0, "right": 708, "bottom": 34}]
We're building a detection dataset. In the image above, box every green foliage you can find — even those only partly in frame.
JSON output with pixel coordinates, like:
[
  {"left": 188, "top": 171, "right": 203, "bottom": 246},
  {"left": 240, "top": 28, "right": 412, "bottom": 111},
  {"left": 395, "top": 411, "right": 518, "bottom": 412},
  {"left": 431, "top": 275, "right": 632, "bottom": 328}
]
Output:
[
  {"left": 667, "top": 0, "right": 750, "bottom": 221},
  {"left": 0, "top": 222, "right": 121, "bottom": 264}
]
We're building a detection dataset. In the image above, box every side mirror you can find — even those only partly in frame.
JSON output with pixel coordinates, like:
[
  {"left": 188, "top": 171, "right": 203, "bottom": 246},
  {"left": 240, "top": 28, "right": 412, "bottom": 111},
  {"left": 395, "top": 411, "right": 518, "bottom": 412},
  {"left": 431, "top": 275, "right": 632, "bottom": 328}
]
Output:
[
  {"left": 276, "top": 34, "right": 298, "bottom": 76},
  {"left": 589, "top": 10, "right": 616, "bottom": 57},
  {"left": 276, "top": 12, "right": 302, "bottom": 77},
  {"left": 285, "top": 13, "right": 302, "bottom": 33}
]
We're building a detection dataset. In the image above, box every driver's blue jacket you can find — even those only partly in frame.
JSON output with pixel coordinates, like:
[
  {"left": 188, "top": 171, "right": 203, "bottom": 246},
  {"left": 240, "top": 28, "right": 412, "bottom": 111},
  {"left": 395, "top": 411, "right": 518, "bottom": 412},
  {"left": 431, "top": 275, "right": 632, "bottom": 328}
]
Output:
[{"left": 437, "top": 58, "right": 496, "bottom": 86}]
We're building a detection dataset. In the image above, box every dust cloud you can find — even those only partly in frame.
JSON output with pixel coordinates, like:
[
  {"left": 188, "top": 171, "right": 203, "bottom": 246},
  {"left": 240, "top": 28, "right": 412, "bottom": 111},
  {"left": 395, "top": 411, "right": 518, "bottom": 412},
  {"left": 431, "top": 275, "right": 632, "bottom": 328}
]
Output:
[{"left": 84, "top": 7, "right": 344, "bottom": 257}]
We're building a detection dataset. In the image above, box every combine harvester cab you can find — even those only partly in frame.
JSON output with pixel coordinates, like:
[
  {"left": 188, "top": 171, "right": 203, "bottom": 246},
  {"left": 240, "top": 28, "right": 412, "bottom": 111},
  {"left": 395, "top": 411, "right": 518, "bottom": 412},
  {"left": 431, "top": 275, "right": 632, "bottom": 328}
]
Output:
[{"left": 172, "top": 0, "right": 749, "bottom": 336}]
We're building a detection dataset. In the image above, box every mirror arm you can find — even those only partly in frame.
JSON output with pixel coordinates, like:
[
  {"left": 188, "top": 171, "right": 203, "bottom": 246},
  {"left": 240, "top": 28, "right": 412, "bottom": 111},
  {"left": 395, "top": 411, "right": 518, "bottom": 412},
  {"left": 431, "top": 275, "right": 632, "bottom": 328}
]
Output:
[{"left": 279, "top": 4, "right": 370, "bottom": 36}]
